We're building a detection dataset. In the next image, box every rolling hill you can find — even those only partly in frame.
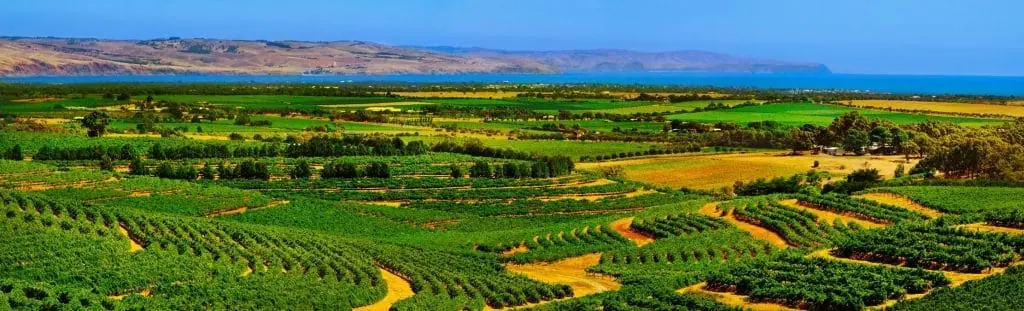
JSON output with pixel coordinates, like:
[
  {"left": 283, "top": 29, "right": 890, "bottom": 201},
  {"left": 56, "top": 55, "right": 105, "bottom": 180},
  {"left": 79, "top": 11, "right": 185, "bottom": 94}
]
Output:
[{"left": 0, "top": 37, "right": 830, "bottom": 76}]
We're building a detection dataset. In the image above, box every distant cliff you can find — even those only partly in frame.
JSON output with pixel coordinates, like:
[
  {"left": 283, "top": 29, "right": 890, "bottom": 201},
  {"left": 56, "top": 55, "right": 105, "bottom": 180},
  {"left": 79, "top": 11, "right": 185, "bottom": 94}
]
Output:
[
  {"left": 0, "top": 37, "right": 829, "bottom": 76},
  {"left": 409, "top": 46, "right": 831, "bottom": 74}
]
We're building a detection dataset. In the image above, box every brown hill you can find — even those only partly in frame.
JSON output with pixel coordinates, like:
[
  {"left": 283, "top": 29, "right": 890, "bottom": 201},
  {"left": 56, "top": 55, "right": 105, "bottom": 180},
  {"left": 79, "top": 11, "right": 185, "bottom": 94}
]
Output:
[{"left": 0, "top": 37, "right": 556, "bottom": 76}]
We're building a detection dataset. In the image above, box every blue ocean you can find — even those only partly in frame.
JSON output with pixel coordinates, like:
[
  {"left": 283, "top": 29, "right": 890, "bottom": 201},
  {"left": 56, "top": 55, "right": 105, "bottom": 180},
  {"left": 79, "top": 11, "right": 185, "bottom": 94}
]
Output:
[{"left": 3, "top": 73, "right": 1023, "bottom": 96}]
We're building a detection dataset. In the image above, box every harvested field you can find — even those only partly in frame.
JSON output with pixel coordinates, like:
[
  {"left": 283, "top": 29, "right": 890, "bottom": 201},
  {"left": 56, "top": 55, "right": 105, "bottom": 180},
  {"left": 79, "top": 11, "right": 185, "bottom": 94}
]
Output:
[
  {"left": 849, "top": 100, "right": 1024, "bottom": 118},
  {"left": 579, "top": 152, "right": 914, "bottom": 190}
]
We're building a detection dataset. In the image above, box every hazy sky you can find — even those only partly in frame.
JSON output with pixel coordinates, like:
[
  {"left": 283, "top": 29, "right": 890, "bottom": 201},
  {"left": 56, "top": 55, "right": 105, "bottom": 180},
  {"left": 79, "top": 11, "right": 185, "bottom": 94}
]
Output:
[{"left": 2, "top": 0, "right": 1021, "bottom": 75}]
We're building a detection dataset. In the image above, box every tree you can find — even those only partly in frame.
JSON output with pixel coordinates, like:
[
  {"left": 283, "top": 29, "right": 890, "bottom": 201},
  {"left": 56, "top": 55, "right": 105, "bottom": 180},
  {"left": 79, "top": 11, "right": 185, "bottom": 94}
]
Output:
[
  {"left": 116, "top": 93, "right": 131, "bottom": 101},
  {"left": 6, "top": 145, "right": 23, "bottom": 161},
  {"left": 366, "top": 162, "right": 390, "bottom": 178},
  {"left": 128, "top": 157, "right": 148, "bottom": 175},
  {"left": 894, "top": 163, "right": 906, "bottom": 178},
  {"left": 869, "top": 126, "right": 891, "bottom": 151},
  {"left": 842, "top": 130, "right": 870, "bottom": 155},
  {"left": 788, "top": 128, "right": 815, "bottom": 154},
  {"left": 470, "top": 161, "right": 492, "bottom": 178},
  {"left": 80, "top": 111, "right": 110, "bottom": 137},
  {"left": 290, "top": 160, "right": 312, "bottom": 179},
  {"left": 233, "top": 113, "right": 251, "bottom": 126},
  {"left": 450, "top": 164, "right": 464, "bottom": 178},
  {"left": 200, "top": 163, "right": 215, "bottom": 180},
  {"left": 99, "top": 155, "right": 114, "bottom": 171}
]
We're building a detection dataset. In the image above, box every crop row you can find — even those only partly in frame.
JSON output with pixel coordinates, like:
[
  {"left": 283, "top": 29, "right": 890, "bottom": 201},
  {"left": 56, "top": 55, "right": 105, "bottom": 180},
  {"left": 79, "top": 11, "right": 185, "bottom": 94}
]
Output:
[
  {"left": 404, "top": 191, "right": 677, "bottom": 217},
  {"left": 601, "top": 229, "right": 773, "bottom": 265},
  {"left": 477, "top": 225, "right": 631, "bottom": 263},
  {"left": 631, "top": 213, "right": 730, "bottom": 238},
  {"left": 834, "top": 225, "right": 1022, "bottom": 273},
  {"left": 792, "top": 193, "right": 929, "bottom": 223},
  {"left": 729, "top": 198, "right": 856, "bottom": 248},
  {"left": 706, "top": 253, "right": 949, "bottom": 311}
]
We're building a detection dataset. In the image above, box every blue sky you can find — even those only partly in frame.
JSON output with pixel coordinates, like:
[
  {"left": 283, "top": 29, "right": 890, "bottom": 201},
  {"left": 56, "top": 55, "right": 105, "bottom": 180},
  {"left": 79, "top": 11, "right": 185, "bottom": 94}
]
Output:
[{"left": 1, "top": 0, "right": 1021, "bottom": 75}]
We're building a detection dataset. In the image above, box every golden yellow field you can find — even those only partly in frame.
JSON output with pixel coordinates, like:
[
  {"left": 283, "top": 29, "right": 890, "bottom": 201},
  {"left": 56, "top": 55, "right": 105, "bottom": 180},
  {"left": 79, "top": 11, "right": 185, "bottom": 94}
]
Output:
[
  {"left": 850, "top": 100, "right": 1024, "bottom": 117},
  {"left": 578, "top": 152, "right": 915, "bottom": 190}
]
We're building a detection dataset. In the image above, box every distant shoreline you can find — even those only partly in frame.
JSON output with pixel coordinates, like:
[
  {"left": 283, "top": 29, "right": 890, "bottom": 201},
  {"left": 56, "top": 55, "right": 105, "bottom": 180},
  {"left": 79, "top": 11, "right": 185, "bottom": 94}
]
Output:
[{"left": 3, "top": 72, "right": 1023, "bottom": 96}]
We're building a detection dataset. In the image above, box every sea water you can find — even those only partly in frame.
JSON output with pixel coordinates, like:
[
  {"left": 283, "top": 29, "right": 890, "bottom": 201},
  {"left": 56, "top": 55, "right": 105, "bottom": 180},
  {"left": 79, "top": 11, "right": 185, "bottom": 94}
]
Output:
[{"left": 3, "top": 72, "right": 1023, "bottom": 96}]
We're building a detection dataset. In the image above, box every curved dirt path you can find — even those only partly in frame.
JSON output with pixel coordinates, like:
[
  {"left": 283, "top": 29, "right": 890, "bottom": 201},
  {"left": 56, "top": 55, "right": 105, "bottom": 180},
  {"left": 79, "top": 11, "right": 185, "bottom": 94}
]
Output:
[
  {"left": 506, "top": 253, "right": 620, "bottom": 299},
  {"left": 353, "top": 268, "right": 415, "bottom": 311},
  {"left": 678, "top": 282, "right": 801, "bottom": 311},
  {"left": 609, "top": 217, "right": 655, "bottom": 246},
  {"left": 855, "top": 192, "right": 943, "bottom": 219},
  {"left": 699, "top": 202, "right": 789, "bottom": 249}
]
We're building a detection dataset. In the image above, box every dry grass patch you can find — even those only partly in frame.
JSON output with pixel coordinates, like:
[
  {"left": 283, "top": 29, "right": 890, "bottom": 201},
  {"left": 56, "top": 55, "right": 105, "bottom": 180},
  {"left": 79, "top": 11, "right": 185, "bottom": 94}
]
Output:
[
  {"left": 850, "top": 100, "right": 1024, "bottom": 118},
  {"left": 117, "top": 224, "right": 144, "bottom": 252},
  {"left": 584, "top": 152, "right": 914, "bottom": 190}
]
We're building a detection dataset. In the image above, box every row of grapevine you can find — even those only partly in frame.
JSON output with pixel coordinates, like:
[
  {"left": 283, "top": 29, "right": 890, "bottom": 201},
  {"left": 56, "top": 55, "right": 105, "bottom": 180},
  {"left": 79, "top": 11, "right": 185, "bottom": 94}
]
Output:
[
  {"left": 729, "top": 198, "right": 855, "bottom": 248},
  {"left": 792, "top": 193, "right": 930, "bottom": 223},
  {"left": 404, "top": 192, "right": 679, "bottom": 217},
  {"left": 601, "top": 229, "right": 773, "bottom": 265},
  {"left": 0, "top": 190, "right": 389, "bottom": 309},
  {"left": 369, "top": 243, "right": 571, "bottom": 309},
  {"left": 834, "top": 225, "right": 1022, "bottom": 273},
  {"left": 477, "top": 225, "right": 632, "bottom": 263},
  {"left": 631, "top": 213, "right": 730, "bottom": 238},
  {"left": 273, "top": 182, "right": 638, "bottom": 202},
  {"left": 706, "top": 253, "right": 950, "bottom": 311}
]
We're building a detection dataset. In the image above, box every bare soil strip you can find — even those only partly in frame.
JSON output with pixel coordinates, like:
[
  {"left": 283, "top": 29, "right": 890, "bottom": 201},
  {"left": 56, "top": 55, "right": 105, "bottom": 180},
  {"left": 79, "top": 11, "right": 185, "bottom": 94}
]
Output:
[
  {"left": 855, "top": 192, "right": 943, "bottom": 219},
  {"left": 609, "top": 217, "right": 655, "bottom": 246},
  {"left": 353, "top": 268, "right": 415, "bottom": 311},
  {"left": 117, "top": 224, "right": 144, "bottom": 252},
  {"left": 205, "top": 200, "right": 289, "bottom": 217},
  {"left": 957, "top": 223, "right": 1024, "bottom": 235},
  {"left": 777, "top": 199, "right": 885, "bottom": 229},
  {"left": 699, "top": 202, "right": 789, "bottom": 249},
  {"left": 505, "top": 254, "right": 621, "bottom": 306},
  {"left": 678, "top": 282, "right": 801, "bottom": 311},
  {"left": 108, "top": 289, "right": 152, "bottom": 300}
]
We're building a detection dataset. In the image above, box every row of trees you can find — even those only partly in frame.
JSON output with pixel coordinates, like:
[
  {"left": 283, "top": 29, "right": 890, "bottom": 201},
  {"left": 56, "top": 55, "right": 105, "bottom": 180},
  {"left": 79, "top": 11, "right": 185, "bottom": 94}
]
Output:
[{"left": 319, "top": 161, "right": 391, "bottom": 179}]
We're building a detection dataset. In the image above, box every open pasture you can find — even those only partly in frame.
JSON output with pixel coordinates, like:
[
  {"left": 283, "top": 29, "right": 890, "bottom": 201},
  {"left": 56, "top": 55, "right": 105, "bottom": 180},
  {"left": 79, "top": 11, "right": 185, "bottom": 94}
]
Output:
[
  {"left": 579, "top": 152, "right": 914, "bottom": 190},
  {"left": 666, "top": 102, "right": 1004, "bottom": 126},
  {"left": 850, "top": 100, "right": 1024, "bottom": 118}
]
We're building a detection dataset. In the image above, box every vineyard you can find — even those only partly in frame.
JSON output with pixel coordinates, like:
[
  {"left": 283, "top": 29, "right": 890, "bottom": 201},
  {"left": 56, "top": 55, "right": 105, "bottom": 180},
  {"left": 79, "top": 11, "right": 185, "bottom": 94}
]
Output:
[{"left": 4, "top": 86, "right": 1024, "bottom": 310}]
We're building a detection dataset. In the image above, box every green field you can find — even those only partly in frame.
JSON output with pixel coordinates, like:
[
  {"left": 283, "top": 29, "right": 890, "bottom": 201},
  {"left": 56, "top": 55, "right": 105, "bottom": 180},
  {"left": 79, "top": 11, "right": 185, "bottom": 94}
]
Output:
[
  {"left": 666, "top": 102, "right": 1004, "bottom": 126},
  {"left": 3, "top": 85, "right": 1024, "bottom": 310}
]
